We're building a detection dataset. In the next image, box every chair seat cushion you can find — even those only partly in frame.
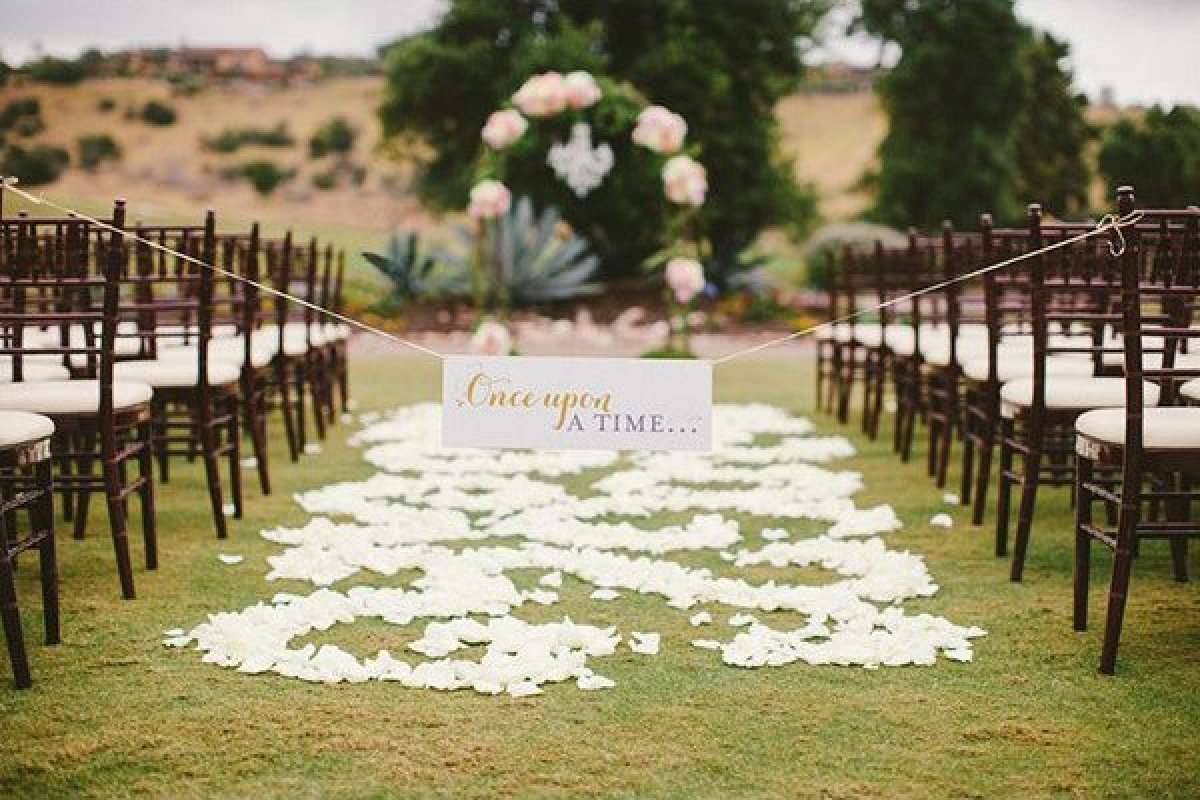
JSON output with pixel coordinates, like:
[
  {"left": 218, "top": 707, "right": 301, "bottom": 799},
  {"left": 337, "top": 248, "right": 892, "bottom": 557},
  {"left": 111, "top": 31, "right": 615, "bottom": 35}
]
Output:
[
  {"left": 1183, "top": 378, "right": 1200, "bottom": 402},
  {"left": 0, "top": 411, "right": 55, "bottom": 448},
  {"left": 1076, "top": 407, "right": 1200, "bottom": 451},
  {"left": 0, "top": 358, "right": 70, "bottom": 383},
  {"left": 322, "top": 322, "right": 351, "bottom": 342},
  {"left": 0, "top": 380, "right": 153, "bottom": 414},
  {"left": 853, "top": 323, "right": 882, "bottom": 347},
  {"left": 884, "top": 325, "right": 916, "bottom": 356},
  {"left": 1001, "top": 377, "right": 1160, "bottom": 419},
  {"left": 158, "top": 337, "right": 275, "bottom": 369},
  {"left": 114, "top": 358, "right": 241, "bottom": 388},
  {"left": 961, "top": 350, "right": 1093, "bottom": 383},
  {"left": 815, "top": 324, "right": 854, "bottom": 343}
]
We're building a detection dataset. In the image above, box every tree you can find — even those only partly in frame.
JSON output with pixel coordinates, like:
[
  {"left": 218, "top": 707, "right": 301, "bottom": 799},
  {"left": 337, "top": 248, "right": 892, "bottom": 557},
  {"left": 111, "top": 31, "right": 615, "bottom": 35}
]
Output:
[
  {"left": 858, "top": 0, "right": 1027, "bottom": 228},
  {"left": 1013, "top": 31, "right": 1091, "bottom": 216},
  {"left": 378, "top": 0, "right": 823, "bottom": 276},
  {"left": 1098, "top": 105, "right": 1200, "bottom": 208}
]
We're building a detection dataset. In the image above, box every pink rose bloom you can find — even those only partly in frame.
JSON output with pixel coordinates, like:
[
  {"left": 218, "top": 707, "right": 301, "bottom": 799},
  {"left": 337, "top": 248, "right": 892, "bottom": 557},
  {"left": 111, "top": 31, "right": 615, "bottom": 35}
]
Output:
[
  {"left": 662, "top": 155, "right": 707, "bottom": 207},
  {"left": 632, "top": 105, "right": 687, "bottom": 154},
  {"left": 467, "top": 180, "right": 512, "bottom": 220},
  {"left": 470, "top": 319, "right": 513, "bottom": 356},
  {"left": 512, "top": 71, "right": 568, "bottom": 117},
  {"left": 481, "top": 109, "right": 528, "bottom": 150},
  {"left": 665, "top": 257, "right": 706, "bottom": 304},
  {"left": 563, "top": 71, "right": 602, "bottom": 109}
]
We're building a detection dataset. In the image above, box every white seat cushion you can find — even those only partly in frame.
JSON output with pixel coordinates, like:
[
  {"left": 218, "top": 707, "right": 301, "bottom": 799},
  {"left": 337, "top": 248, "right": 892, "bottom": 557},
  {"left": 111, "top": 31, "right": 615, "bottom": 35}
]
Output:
[
  {"left": 0, "top": 357, "right": 70, "bottom": 383},
  {"left": 1182, "top": 378, "right": 1200, "bottom": 402},
  {"left": 1077, "top": 407, "right": 1200, "bottom": 452},
  {"left": 322, "top": 322, "right": 351, "bottom": 342},
  {"left": 815, "top": 324, "right": 853, "bottom": 343},
  {"left": 114, "top": 358, "right": 240, "bottom": 389},
  {"left": 0, "top": 380, "right": 153, "bottom": 414},
  {"left": 852, "top": 323, "right": 882, "bottom": 347},
  {"left": 961, "top": 349, "right": 1094, "bottom": 383},
  {"left": 1001, "top": 377, "right": 1160, "bottom": 418},
  {"left": 884, "top": 325, "right": 916, "bottom": 356},
  {"left": 0, "top": 411, "right": 54, "bottom": 448},
  {"left": 158, "top": 337, "right": 274, "bottom": 369}
]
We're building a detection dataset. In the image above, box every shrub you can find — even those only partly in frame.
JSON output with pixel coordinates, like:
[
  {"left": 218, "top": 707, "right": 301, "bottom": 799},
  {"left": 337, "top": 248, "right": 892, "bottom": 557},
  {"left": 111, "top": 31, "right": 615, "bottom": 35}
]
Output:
[
  {"left": 1, "top": 144, "right": 69, "bottom": 186},
  {"left": 97, "top": 97, "right": 116, "bottom": 112},
  {"left": 223, "top": 160, "right": 295, "bottom": 196},
  {"left": 309, "top": 117, "right": 356, "bottom": 158},
  {"left": 140, "top": 100, "right": 177, "bottom": 126},
  {"left": 311, "top": 170, "right": 337, "bottom": 190},
  {"left": 1098, "top": 105, "right": 1200, "bottom": 208},
  {"left": 12, "top": 115, "right": 44, "bottom": 137},
  {"left": 77, "top": 134, "right": 122, "bottom": 170},
  {"left": 0, "top": 98, "right": 42, "bottom": 131},
  {"left": 203, "top": 123, "right": 294, "bottom": 153},
  {"left": 26, "top": 56, "right": 86, "bottom": 85}
]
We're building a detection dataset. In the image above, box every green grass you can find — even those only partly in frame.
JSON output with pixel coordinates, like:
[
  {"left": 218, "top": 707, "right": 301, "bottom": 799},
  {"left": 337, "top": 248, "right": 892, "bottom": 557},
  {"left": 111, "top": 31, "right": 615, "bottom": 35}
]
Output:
[{"left": 2, "top": 356, "right": 1198, "bottom": 799}]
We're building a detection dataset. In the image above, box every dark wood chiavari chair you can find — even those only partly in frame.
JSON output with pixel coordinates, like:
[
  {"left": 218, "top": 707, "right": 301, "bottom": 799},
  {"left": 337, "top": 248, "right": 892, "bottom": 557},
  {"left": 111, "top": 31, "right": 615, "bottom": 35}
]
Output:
[
  {"left": 0, "top": 203, "right": 156, "bottom": 599},
  {"left": 111, "top": 212, "right": 244, "bottom": 539},
  {"left": 994, "top": 204, "right": 1138, "bottom": 581},
  {"left": 1073, "top": 188, "right": 1200, "bottom": 674},
  {"left": 0, "top": 410, "right": 58, "bottom": 688}
]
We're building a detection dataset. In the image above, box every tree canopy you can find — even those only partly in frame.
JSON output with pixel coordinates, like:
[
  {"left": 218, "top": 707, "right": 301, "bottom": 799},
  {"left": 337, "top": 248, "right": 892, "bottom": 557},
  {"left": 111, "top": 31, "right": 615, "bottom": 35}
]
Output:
[
  {"left": 378, "top": 0, "right": 824, "bottom": 275},
  {"left": 1098, "top": 105, "right": 1200, "bottom": 208}
]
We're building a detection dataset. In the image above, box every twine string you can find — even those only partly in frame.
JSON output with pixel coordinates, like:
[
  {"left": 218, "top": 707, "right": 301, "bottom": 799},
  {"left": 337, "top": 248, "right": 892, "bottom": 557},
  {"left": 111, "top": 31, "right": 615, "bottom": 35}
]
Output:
[{"left": 2, "top": 177, "right": 1142, "bottom": 368}]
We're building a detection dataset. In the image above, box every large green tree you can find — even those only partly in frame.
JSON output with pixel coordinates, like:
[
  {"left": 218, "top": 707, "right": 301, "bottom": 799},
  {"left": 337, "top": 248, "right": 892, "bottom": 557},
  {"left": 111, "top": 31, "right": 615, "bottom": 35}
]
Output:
[
  {"left": 1013, "top": 31, "right": 1092, "bottom": 216},
  {"left": 1098, "top": 105, "right": 1200, "bottom": 208},
  {"left": 859, "top": 2, "right": 1093, "bottom": 226},
  {"left": 378, "top": 0, "right": 823, "bottom": 275},
  {"left": 858, "top": 0, "right": 1028, "bottom": 228}
]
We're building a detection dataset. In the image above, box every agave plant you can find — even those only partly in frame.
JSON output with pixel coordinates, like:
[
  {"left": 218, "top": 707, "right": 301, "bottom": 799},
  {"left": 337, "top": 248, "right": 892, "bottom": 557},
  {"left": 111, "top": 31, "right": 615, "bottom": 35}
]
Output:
[
  {"left": 362, "top": 231, "right": 470, "bottom": 300},
  {"left": 441, "top": 196, "right": 601, "bottom": 308}
]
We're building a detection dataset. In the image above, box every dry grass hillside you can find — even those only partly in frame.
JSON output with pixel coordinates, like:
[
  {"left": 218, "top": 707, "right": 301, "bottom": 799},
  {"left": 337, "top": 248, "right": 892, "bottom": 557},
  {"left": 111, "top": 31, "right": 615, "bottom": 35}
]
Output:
[{"left": 1, "top": 77, "right": 885, "bottom": 230}]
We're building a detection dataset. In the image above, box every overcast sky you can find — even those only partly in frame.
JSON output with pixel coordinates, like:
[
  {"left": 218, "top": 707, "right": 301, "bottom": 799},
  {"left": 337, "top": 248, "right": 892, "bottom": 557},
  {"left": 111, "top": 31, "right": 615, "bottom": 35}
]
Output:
[{"left": 2, "top": 0, "right": 1196, "bottom": 106}]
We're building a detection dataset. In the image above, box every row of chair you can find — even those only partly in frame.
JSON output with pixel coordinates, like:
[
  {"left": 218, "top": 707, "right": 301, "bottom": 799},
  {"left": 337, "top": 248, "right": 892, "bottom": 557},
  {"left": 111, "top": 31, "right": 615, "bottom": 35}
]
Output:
[
  {"left": 817, "top": 186, "right": 1199, "bottom": 674},
  {"left": 0, "top": 197, "right": 352, "bottom": 687}
]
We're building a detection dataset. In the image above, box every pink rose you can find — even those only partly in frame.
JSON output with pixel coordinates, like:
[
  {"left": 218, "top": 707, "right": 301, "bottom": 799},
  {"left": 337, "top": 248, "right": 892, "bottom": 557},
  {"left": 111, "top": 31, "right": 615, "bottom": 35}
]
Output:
[
  {"left": 632, "top": 105, "right": 687, "bottom": 154},
  {"left": 467, "top": 180, "right": 512, "bottom": 220},
  {"left": 662, "top": 155, "right": 707, "bottom": 207},
  {"left": 481, "top": 109, "right": 528, "bottom": 150},
  {"left": 563, "top": 71, "right": 602, "bottom": 109},
  {"left": 665, "top": 257, "right": 705, "bottom": 304},
  {"left": 470, "top": 319, "right": 513, "bottom": 356},
  {"left": 512, "top": 71, "right": 568, "bottom": 117}
]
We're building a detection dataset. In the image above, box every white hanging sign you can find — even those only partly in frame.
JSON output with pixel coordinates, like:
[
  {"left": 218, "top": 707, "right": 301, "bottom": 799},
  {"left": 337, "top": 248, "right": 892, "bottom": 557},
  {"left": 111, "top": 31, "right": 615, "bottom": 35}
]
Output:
[{"left": 442, "top": 355, "right": 711, "bottom": 451}]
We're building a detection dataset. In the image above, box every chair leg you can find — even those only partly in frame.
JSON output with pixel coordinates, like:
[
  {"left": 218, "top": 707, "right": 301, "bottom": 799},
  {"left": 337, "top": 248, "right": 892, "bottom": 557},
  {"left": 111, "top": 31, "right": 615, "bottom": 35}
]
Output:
[
  {"left": 973, "top": 407, "right": 998, "bottom": 527},
  {"left": 275, "top": 360, "right": 301, "bottom": 463},
  {"left": 102, "top": 458, "right": 136, "bottom": 600},
  {"left": 73, "top": 433, "right": 97, "bottom": 540},
  {"left": 0, "top": 549, "right": 31, "bottom": 689},
  {"left": 308, "top": 352, "right": 327, "bottom": 441},
  {"left": 995, "top": 419, "right": 1015, "bottom": 557},
  {"left": 1167, "top": 480, "right": 1189, "bottom": 583},
  {"left": 198, "top": 407, "right": 228, "bottom": 540},
  {"left": 228, "top": 394, "right": 244, "bottom": 520},
  {"left": 1099, "top": 502, "right": 1140, "bottom": 676},
  {"left": 1073, "top": 456, "right": 1094, "bottom": 632},
  {"left": 1010, "top": 438, "right": 1043, "bottom": 583},
  {"left": 136, "top": 418, "right": 157, "bottom": 571},
  {"left": 249, "top": 380, "right": 272, "bottom": 495},
  {"left": 293, "top": 359, "right": 308, "bottom": 453}
]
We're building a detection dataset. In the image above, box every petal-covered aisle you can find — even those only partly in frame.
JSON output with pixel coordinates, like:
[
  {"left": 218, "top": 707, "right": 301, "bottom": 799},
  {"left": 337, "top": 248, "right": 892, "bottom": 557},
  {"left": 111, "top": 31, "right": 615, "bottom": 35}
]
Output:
[{"left": 164, "top": 403, "right": 985, "bottom": 695}]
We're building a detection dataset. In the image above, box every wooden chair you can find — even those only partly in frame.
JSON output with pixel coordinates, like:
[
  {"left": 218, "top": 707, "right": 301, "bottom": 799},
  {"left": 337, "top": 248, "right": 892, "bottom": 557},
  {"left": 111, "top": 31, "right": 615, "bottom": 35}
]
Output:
[
  {"left": 1074, "top": 189, "right": 1200, "bottom": 674},
  {"left": 0, "top": 411, "right": 58, "bottom": 688},
  {"left": 111, "top": 212, "right": 243, "bottom": 539},
  {"left": 994, "top": 204, "right": 1133, "bottom": 580},
  {"left": 0, "top": 204, "right": 156, "bottom": 599}
]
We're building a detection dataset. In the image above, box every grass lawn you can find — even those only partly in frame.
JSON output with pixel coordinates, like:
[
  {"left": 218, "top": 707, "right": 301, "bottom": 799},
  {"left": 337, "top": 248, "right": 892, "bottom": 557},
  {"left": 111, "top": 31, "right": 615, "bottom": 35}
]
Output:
[{"left": 2, "top": 355, "right": 1198, "bottom": 799}]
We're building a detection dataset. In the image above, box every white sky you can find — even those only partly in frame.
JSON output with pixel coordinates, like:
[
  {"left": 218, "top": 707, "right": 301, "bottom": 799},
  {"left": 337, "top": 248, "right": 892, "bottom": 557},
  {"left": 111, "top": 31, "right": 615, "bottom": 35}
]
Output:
[{"left": 2, "top": 0, "right": 1196, "bottom": 106}]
